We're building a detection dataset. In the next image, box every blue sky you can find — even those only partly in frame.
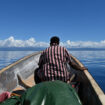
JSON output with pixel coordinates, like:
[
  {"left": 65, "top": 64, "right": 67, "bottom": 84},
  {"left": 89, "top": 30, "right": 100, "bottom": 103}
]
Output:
[{"left": 0, "top": 0, "right": 105, "bottom": 44}]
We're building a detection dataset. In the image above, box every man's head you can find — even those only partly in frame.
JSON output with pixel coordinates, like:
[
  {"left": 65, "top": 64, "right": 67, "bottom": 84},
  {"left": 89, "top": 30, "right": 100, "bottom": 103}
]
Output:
[{"left": 50, "top": 36, "right": 60, "bottom": 45}]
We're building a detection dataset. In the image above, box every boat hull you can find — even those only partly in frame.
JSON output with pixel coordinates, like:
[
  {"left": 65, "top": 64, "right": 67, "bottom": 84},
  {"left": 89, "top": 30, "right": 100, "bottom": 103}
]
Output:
[
  {"left": 0, "top": 52, "right": 105, "bottom": 105},
  {"left": 0, "top": 52, "right": 41, "bottom": 93},
  {"left": 71, "top": 55, "right": 105, "bottom": 105}
]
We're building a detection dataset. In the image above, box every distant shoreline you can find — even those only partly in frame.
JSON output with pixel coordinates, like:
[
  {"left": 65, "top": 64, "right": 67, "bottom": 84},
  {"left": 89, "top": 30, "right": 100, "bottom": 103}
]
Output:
[{"left": 0, "top": 47, "right": 105, "bottom": 51}]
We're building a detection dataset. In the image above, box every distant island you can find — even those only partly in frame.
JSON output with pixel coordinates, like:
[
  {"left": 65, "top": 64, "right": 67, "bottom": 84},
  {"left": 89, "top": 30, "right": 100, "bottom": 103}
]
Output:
[{"left": 0, "top": 47, "right": 105, "bottom": 51}]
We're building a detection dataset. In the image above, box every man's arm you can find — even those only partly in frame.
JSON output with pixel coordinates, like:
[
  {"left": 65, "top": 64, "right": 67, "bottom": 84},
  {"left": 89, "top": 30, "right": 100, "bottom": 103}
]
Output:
[{"left": 69, "top": 61, "right": 87, "bottom": 71}]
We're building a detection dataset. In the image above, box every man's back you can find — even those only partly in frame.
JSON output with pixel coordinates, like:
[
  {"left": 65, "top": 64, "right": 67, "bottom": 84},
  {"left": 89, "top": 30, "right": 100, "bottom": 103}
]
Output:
[{"left": 38, "top": 45, "right": 71, "bottom": 82}]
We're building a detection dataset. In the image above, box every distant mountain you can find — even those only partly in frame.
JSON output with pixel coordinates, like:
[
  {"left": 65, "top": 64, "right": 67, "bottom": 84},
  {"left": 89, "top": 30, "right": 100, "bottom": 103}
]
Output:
[
  {"left": 0, "top": 47, "right": 46, "bottom": 51},
  {"left": 0, "top": 47, "right": 105, "bottom": 51},
  {"left": 67, "top": 48, "right": 105, "bottom": 51}
]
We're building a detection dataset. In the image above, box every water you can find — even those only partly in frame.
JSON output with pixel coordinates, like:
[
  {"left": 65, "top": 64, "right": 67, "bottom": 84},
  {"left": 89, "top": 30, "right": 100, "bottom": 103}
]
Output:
[
  {"left": 0, "top": 50, "right": 105, "bottom": 93},
  {"left": 0, "top": 51, "right": 35, "bottom": 69},
  {"left": 70, "top": 50, "right": 105, "bottom": 93}
]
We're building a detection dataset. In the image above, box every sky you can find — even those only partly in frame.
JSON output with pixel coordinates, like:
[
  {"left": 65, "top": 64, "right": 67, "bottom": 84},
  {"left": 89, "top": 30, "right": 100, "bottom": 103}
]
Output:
[{"left": 0, "top": 0, "right": 105, "bottom": 48}]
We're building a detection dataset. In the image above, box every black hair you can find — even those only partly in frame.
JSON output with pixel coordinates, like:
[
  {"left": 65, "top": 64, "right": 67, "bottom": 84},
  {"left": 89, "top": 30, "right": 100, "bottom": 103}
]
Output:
[{"left": 50, "top": 36, "right": 60, "bottom": 45}]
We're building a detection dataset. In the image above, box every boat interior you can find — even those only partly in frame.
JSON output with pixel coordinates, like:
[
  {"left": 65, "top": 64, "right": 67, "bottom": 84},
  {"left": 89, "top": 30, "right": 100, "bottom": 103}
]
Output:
[{"left": 0, "top": 52, "right": 105, "bottom": 105}]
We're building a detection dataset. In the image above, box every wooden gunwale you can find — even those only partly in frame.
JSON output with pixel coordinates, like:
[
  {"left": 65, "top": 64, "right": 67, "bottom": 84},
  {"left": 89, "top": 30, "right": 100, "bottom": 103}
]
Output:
[
  {"left": 71, "top": 55, "right": 105, "bottom": 105},
  {"left": 0, "top": 52, "right": 105, "bottom": 105}
]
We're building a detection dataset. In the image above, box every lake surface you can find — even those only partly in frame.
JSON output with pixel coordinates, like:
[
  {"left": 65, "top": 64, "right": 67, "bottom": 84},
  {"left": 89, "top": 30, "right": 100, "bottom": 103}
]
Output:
[{"left": 0, "top": 50, "right": 105, "bottom": 93}]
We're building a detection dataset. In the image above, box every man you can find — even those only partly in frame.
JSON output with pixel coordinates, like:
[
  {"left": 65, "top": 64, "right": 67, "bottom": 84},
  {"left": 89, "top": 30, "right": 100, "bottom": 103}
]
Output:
[{"left": 37, "top": 36, "right": 87, "bottom": 83}]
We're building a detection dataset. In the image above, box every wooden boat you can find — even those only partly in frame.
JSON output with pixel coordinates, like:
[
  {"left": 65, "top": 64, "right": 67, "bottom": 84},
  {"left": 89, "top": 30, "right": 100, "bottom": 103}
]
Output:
[{"left": 0, "top": 52, "right": 105, "bottom": 105}]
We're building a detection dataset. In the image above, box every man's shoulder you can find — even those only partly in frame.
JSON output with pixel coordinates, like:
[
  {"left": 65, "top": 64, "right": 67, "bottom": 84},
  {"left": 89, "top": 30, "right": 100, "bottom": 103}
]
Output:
[
  {"left": 59, "top": 46, "right": 67, "bottom": 50},
  {"left": 42, "top": 47, "right": 50, "bottom": 53}
]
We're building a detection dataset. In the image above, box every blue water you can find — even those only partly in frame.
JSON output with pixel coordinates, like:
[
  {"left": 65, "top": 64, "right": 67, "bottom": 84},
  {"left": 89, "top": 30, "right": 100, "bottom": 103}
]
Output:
[
  {"left": 0, "top": 50, "right": 105, "bottom": 93},
  {"left": 70, "top": 51, "right": 105, "bottom": 93},
  {"left": 0, "top": 51, "right": 35, "bottom": 69}
]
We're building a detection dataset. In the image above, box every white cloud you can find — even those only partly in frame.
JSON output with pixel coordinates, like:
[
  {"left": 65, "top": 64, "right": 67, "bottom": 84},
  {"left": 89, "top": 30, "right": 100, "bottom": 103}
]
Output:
[
  {"left": 0, "top": 36, "right": 105, "bottom": 48},
  {"left": 0, "top": 36, "right": 49, "bottom": 48}
]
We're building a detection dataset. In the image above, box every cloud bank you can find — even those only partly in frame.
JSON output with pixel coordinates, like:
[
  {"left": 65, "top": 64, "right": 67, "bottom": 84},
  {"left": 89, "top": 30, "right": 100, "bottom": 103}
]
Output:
[
  {"left": 0, "top": 36, "right": 49, "bottom": 48},
  {"left": 0, "top": 36, "right": 105, "bottom": 48}
]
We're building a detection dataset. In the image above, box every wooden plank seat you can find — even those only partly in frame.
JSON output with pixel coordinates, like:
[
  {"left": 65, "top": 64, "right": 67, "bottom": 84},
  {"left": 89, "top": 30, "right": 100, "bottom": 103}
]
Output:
[{"left": 12, "top": 74, "right": 35, "bottom": 95}]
